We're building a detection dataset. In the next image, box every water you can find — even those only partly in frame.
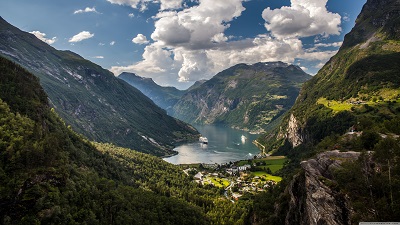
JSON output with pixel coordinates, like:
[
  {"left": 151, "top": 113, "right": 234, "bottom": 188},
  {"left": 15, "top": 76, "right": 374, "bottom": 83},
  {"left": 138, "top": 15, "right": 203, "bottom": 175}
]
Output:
[{"left": 164, "top": 125, "right": 262, "bottom": 165}]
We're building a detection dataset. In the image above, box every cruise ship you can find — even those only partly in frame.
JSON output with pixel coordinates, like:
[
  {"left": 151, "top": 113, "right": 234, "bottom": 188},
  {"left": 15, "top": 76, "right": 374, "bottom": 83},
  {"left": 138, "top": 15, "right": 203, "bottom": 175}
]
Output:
[{"left": 199, "top": 136, "right": 208, "bottom": 144}]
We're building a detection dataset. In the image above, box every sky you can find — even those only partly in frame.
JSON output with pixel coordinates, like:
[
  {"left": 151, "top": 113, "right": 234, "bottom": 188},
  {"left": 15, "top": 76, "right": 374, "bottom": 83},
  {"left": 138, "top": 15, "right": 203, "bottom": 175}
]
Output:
[{"left": 0, "top": 0, "right": 366, "bottom": 89}]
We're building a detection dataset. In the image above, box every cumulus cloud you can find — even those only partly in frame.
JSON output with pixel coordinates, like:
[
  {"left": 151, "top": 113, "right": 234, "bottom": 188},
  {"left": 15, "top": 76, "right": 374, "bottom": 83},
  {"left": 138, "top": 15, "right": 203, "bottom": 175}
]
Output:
[
  {"left": 128, "top": 13, "right": 135, "bottom": 18},
  {"left": 132, "top": 34, "right": 150, "bottom": 44},
  {"left": 68, "top": 31, "right": 94, "bottom": 43},
  {"left": 151, "top": 0, "right": 245, "bottom": 49},
  {"left": 110, "top": 41, "right": 116, "bottom": 46},
  {"left": 74, "top": 7, "right": 99, "bottom": 14},
  {"left": 94, "top": 56, "right": 104, "bottom": 59},
  {"left": 29, "top": 31, "right": 57, "bottom": 44},
  {"left": 110, "top": 0, "right": 343, "bottom": 88},
  {"left": 262, "top": 0, "right": 341, "bottom": 38}
]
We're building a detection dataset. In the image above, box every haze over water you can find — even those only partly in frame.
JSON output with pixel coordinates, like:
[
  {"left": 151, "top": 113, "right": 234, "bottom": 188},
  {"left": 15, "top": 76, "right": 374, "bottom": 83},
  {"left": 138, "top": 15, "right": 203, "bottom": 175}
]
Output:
[{"left": 164, "top": 125, "right": 262, "bottom": 165}]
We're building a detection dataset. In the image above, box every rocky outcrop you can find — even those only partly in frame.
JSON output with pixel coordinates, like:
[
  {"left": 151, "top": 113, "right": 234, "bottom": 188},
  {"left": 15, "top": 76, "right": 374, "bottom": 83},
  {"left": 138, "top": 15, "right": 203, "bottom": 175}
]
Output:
[
  {"left": 285, "top": 150, "right": 360, "bottom": 225},
  {"left": 287, "top": 114, "right": 304, "bottom": 147}
]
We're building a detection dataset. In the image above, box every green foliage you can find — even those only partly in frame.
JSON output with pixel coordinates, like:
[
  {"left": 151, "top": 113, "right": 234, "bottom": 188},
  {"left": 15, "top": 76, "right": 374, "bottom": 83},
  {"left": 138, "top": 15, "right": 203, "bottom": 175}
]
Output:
[
  {"left": 0, "top": 55, "right": 259, "bottom": 224},
  {"left": 334, "top": 138, "right": 400, "bottom": 223}
]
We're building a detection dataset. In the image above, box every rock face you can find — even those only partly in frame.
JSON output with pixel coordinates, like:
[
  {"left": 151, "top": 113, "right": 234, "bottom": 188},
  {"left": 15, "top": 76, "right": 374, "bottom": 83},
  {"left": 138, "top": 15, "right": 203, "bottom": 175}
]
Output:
[
  {"left": 172, "top": 62, "right": 310, "bottom": 133},
  {"left": 286, "top": 151, "right": 360, "bottom": 225}
]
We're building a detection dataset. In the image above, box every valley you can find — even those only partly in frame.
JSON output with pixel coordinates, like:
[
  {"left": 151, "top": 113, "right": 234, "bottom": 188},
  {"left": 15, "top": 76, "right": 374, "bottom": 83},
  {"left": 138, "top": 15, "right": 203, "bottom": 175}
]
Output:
[{"left": 1, "top": 0, "right": 400, "bottom": 224}]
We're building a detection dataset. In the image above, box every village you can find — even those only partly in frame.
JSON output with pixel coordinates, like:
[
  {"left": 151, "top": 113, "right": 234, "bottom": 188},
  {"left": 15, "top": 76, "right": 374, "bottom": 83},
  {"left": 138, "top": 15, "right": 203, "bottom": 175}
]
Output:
[{"left": 182, "top": 156, "right": 286, "bottom": 201}]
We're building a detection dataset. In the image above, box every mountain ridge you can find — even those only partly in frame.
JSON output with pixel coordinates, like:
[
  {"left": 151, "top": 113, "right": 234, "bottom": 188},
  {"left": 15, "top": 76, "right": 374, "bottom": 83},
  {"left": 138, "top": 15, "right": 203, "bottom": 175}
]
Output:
[
  {"left": 118, "top": 72, "right": 185, "bottom": 113},
  {"left": 0, "top": 17, "right": 199, "bottom": 156}
]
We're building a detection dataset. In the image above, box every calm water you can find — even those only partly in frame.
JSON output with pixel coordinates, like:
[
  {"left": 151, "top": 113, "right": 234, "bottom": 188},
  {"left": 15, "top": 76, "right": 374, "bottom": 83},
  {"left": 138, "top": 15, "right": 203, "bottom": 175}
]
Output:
[{"left": 164, "top": 125, "right": 262, "bottom": 165}]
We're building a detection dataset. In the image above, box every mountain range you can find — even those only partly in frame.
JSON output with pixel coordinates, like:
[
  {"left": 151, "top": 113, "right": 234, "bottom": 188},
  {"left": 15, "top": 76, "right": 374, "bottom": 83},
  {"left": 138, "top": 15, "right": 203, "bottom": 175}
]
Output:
[{"left": 0, "top": 17, "right": 198, "bottom": 156}]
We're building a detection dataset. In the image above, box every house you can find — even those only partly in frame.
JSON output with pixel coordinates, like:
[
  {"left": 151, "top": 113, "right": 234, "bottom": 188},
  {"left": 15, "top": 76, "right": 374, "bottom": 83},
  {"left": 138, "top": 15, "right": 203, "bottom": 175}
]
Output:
[{"left": 194, "top": 172, "right": 204, "bottom": 180}]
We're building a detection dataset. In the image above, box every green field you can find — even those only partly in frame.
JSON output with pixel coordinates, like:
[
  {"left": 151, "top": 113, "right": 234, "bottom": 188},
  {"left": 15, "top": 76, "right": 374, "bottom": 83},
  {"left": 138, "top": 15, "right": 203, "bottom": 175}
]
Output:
[
  {"left": 237, "top": 156, "right": 287, "bottom": 173},
  {"left": 208, "top": 177, "right": 230, "bottom": 188},
  {"left": 251, "top": 171, "right": 282, "bottom": 182}
]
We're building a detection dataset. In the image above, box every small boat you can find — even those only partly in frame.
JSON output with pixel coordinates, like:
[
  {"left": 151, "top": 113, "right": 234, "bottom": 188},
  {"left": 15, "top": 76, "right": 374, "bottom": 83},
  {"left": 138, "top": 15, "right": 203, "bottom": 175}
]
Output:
[
  {"left": 199, "top": 136, "right": 208, "bottom": 144},
  {"left": 241, "top": 135, "right": 247, "bottom": 143}
]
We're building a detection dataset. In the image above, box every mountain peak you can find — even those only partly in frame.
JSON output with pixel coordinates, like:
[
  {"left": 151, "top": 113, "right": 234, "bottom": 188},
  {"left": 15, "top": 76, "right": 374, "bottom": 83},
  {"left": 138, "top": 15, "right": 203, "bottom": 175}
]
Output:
[{"left": 341, "top": 0, "right": 400, "bottom": 49}]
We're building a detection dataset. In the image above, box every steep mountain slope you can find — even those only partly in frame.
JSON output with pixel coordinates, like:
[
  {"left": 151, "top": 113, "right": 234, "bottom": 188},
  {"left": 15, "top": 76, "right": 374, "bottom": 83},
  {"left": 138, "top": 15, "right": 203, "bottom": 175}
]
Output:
[
  {"left": 0, "top": 56, "right": 211, "bottom": 224},
  {"left": 252, "top": 0, "right": 400, "bottom": 224},
  {"left": 0, "top": 17, "right": 198, "bottom": 156},
  {"left": 172, "top": 62, "right": 311, "bottom": 133},
  {"left": 118, "top": 72, "right": 185, "bottom": 113},
  {"left": 259, "top": 0, "right": 400, "bottom": 152}
]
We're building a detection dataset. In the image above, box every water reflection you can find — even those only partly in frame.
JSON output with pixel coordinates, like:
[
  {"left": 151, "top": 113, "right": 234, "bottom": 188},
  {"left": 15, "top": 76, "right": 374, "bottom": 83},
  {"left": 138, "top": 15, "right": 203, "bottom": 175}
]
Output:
[{"left": 163, "top": 125, "right": 261, "bottom": 164}]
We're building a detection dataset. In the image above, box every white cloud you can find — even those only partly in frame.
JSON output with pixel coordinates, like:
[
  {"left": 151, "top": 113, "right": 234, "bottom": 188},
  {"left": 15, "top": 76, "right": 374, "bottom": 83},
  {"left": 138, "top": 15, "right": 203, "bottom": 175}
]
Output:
[
  {"left": 262, "top": 0, "right": 341, "bottom": 38},
  {"left": 128, "top": 13, "right": 135, "bottom": 18},
  {"left": 94, "top": 56, "right": 104, "bottom": 59},
  {"left": 29, "top": 31, "right": 57, "bottom": 44},
  {"left": 342, "top": 13, "right": 350, "bottom": 22},
  {"left": 106, "top": 0, "right": 142, "bottom": 9},
  {"left": 110, "top": 0, "right": 342, "bottom": 88},
  {"left": 132, "top": 34, "right": 149, "bottom": 44},
  {"left": 68, "top": 31, "right": 94, "bottom": 43},
  {"left": 314, "top": 42, "right": 343, "bottom": 48},
  {"left": 110, "top": 41, "right": 116, "bottom": 46},
  {"left": 74, "top": 7, "right": 99, "bottom": 14},
  {"left": 99, "top": 42, "right": 105, "bottom": 46},
  {"left": 151, "top": 0, "right": 245, "bottom": 50},
  {"left": 159, "top": 0, "right": 183, "bottom": 10},
  {"left": 107, "top": 0, "right": 182, "bottom": 11}
]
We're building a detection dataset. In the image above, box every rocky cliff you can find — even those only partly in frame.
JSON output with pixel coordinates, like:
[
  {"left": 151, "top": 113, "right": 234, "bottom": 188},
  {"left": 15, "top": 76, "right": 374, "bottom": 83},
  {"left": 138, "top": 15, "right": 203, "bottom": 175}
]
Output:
[{"left": 285, "top": 151, "right": 360, "bottom": 225}]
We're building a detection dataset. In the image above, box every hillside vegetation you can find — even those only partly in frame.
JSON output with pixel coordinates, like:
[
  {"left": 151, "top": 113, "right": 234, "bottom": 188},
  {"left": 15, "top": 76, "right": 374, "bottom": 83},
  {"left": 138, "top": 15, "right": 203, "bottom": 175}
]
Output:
[
  {"left": 0, "top": 56, "right": 255, "bottom": 224},
  {"left": 252, "top": 0, "right": 400, "bottom": 223}
]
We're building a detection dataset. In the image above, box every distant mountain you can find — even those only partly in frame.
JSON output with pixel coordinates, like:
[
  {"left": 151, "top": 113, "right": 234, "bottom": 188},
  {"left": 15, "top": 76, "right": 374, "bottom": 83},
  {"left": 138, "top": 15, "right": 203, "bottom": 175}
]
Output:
[
  {"left": 118, "top": 72, "right": 185, "bottom": 113},
  {"left": 258, "top": 0, "right": 400, "bottom": 152},
  {"left": 172, "top": 62, "right": 311, "bottom": 133},
  {"left": 0, "top": 17, "right": 198, "bottom": 156}
]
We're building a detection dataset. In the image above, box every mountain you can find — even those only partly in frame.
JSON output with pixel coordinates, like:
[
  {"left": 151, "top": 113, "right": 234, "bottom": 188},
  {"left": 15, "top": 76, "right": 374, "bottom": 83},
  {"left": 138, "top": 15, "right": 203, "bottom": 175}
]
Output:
[
  {"left": 258, "top": 0, "right": 400, "bottom": 152},
  {"left": 172, "top": 62, "right": 311, "bottom": 133},
  {"left": 0, "top": 56, "right": 210, "bottom": 224},
  {"left": 252, "top": 0, "right": 400, "bottom": 224},
  {"left": 0, "top": 17, "right": 198, "bottom": 156},
  {"left": 187, "top": 79, "right": 207, "bottom": 92},
  {"left": 118, "top": 72, "right": 185, "bottom": 113}
]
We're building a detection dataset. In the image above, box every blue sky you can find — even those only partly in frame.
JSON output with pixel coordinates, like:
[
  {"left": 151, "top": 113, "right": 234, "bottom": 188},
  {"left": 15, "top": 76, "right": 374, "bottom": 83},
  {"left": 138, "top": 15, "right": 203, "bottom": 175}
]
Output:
[{"left": 0, "top": 0, "right": 366, "bottom": 89}]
